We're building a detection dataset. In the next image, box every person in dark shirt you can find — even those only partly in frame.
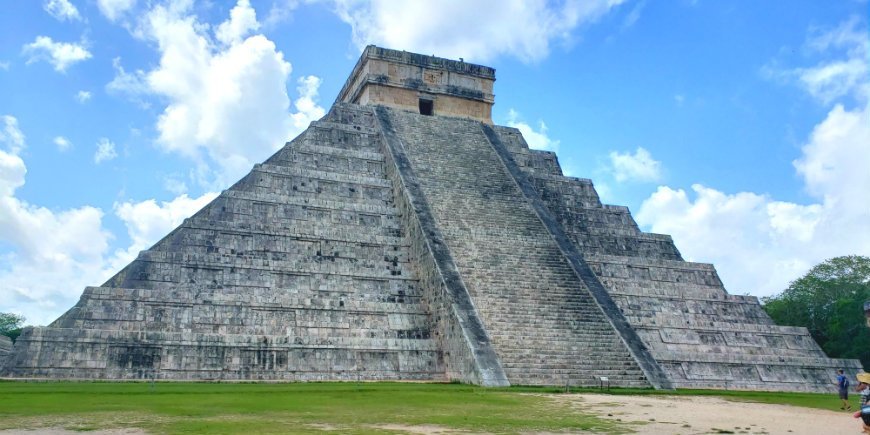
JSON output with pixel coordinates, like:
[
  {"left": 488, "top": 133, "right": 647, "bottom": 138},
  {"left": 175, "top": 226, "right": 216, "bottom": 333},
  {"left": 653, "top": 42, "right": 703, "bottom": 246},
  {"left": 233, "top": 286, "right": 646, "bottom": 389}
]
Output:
[{"left": 838, "top": 369, "right": 852, "bottom": 411}]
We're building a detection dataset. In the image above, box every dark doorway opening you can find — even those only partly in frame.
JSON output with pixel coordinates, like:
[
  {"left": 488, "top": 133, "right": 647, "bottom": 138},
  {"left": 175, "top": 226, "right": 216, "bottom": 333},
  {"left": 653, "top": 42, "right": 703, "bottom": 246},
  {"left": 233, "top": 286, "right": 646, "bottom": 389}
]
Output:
[{"left": 419, "top": 99, "right": 434, "bottom": 116}]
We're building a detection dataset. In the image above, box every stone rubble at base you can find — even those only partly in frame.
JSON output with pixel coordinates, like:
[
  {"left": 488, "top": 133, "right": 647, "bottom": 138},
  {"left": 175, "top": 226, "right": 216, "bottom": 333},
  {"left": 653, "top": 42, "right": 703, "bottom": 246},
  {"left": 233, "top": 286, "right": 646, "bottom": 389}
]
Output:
[{"left": 0, "top": 46, "right": 861, "bottom": 390}]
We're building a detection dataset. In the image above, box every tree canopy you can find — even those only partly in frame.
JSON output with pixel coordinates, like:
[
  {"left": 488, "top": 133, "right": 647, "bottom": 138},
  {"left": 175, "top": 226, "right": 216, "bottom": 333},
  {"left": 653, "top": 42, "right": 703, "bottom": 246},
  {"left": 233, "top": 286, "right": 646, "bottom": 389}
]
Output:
[
  {"left": 0, "top": 312, "right": 25, "bottom": 343},
  {"left": 762, "top": 255, "right": 870, "bottom": 368}
]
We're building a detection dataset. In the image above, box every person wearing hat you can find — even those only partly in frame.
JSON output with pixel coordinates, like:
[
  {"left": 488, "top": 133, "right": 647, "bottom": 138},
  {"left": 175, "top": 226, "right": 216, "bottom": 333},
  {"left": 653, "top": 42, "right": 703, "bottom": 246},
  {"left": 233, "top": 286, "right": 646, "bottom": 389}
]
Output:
[
  {"left": 857, "top": 372, "right": 870, "bottom": 406},
  {"left": 854, "top": 372, "right": 870, "bottom": 434}
]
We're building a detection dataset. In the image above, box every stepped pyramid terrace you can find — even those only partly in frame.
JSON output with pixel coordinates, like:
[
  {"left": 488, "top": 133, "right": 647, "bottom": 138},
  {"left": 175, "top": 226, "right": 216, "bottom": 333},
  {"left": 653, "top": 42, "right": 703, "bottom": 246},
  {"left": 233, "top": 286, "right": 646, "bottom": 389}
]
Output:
[{"left": 0, "top": 46, "right": 861, "bottom": 391}]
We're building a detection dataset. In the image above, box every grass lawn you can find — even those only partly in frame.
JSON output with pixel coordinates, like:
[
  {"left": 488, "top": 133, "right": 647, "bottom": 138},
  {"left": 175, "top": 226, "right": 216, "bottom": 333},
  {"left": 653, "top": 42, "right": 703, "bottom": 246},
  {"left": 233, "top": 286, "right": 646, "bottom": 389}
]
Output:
[{"left": 0, "top": 382, "right": 856, "bottom": 434}]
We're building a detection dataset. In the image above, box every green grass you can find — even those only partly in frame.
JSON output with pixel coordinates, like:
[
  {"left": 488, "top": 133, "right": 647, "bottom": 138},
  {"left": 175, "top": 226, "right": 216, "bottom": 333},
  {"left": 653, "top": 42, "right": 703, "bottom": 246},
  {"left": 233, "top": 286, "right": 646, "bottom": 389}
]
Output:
[
  {"left": 0, "top": 381, "right": 856, "bottom": 434},
  {"left": 0, "top": 382, "right": 629, "bottom": 434}
]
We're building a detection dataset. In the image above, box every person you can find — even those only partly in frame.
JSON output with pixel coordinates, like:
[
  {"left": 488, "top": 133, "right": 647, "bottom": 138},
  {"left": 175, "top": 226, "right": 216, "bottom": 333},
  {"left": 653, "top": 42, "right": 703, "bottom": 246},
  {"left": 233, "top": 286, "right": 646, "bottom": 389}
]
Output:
[
  {"left": 853, "top": 405, "right": 870, "bottom": 434},
  {"left": 838, "top": 369, "right": 852, "bottom": 411},
  {"left": 857, "top": 373, "right": 870, "bottom": 406}
]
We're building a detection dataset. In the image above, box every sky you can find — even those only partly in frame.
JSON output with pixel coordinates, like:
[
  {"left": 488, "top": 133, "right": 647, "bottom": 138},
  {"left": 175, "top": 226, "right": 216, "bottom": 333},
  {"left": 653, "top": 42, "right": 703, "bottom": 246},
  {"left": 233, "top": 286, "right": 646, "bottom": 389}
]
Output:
[{"left": 0, "top": 0, "right": 868, "bottom": 326}]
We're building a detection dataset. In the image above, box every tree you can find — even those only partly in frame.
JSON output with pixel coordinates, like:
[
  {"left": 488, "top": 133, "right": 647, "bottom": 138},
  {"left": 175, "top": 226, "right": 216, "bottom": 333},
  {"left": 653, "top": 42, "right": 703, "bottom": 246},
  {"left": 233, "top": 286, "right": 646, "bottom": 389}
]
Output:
[
  {"left": 762, "top": 255, "right": 870, "bottom": 367},
  {"left": 0, "top": 312, "right": 25, "bottom": 343}
]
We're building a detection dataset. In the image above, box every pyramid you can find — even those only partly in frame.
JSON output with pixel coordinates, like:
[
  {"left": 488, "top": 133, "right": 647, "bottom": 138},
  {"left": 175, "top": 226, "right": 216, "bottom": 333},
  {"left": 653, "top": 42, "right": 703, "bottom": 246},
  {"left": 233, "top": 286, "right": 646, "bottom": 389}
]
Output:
[{"left": 2, "top": 46, "right": 861, "bottom": 390}]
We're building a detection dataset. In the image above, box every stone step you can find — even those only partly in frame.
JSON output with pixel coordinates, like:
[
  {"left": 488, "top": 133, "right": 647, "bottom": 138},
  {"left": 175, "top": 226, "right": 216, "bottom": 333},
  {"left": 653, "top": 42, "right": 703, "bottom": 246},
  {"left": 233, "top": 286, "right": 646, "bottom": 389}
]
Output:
[
  {"left": 254, "top": 163, "right": 392, "bottom": 189},
  {"left": 220, "top": 189, "right": 396, "bottom": 216},
  {"left": 382, "top": 107, "right": 649, "bottom": 387},
  {"left": 174, "top": 218, "right": 409, "bottom": 247}
]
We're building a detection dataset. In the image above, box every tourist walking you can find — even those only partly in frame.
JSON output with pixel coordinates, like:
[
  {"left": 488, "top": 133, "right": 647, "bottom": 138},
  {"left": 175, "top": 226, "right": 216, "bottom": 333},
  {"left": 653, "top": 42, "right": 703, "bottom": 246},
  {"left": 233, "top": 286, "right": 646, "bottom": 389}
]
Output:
[{"left": 837, "top": 369, "right": 852, "bottom": 411}]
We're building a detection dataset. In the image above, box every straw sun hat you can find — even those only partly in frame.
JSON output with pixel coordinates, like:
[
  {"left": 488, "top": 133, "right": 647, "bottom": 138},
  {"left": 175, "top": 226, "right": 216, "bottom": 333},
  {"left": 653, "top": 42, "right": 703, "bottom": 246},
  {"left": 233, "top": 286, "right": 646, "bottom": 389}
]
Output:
[{"left": 857, "top": 372, "right": 870, "bottom": 384}]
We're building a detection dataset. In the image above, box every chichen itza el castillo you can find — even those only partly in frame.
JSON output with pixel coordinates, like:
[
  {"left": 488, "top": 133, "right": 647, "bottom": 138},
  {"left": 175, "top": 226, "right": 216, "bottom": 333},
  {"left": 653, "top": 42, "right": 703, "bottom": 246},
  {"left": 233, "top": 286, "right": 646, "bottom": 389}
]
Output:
[{"left": 0, "top": 46, "right": 861, "bottom": 390}]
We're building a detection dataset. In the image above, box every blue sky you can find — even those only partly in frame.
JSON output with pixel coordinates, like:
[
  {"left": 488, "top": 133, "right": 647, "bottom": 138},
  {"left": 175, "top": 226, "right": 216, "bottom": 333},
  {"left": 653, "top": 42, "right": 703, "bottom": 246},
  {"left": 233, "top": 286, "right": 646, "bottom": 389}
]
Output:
[{"left": 1, "top": 0, "right": 868, "bottom": 325}]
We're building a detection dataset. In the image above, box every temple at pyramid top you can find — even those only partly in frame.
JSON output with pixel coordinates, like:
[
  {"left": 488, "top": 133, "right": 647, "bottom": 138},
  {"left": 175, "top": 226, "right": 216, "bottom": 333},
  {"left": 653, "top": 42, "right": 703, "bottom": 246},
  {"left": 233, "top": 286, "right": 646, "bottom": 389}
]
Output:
[{"left": 335, "top": 45, "right": 496, "bottom": 123}]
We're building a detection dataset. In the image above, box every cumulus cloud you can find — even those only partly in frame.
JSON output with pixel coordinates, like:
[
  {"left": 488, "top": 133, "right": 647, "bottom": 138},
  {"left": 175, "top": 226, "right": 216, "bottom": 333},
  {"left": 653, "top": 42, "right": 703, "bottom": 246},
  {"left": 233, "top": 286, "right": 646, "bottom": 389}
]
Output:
[
  {"left": 53, "top": 136, "right": 72, "bottom": 152},
  {"left": 216, "top": 0, "right": 260, "bottom": 46},
  {"left": 334, "top": 0, "right": 627, "bottom": 63},
  {"left": 94, "top": 138, "right": 117, "bottom": 163},
  {"left": 290, "top": 75, "right": 326, "bottom": 132},
  {"left": 764, "top": 16, "right": 868, "bottom": 104},
  {"left": 0, "top": 114, "right": 220, "bottom": 324},
  {"left": 22, "top": 36, "right": 91, "bottom": 72},
  {"left": 44, "top": 0, "right": 81, "bottom": 21},
  {"left": 506, "top": 109, "right": 560, "bottom": 152},
  {"left": 107, "top": 0, "right": 324, "bottom": 188},
  {"left": 97, "top": 0, "right": 136, "bottom": 22},
  {"left": 608, "top": 147, "right": 662, "bottom": 183},
  {"left": 75, "top": 90, "right": 92, "bottom": 103},
  {"left": 113, "top": 192, "right": 218, "bottom": 262},
  {"left": 0, "top": 115, "right": 112, "bottom": 325},
  {"left": 637, "top": 19, "right": 870, "bottom": 297}
]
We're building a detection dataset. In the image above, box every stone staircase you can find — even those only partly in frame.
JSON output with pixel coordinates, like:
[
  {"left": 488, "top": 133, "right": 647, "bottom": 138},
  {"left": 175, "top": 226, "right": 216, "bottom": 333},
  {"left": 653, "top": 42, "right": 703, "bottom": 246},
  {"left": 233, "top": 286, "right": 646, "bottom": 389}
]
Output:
[
  {"left": 492, "top": 125, "right": 862, "bottom": 391},
  {"left": 381, "top": 108, "right": 650, "bottom": 387},
  {"left": 3, "top": 106, "right": 445, "bottom": 381}
]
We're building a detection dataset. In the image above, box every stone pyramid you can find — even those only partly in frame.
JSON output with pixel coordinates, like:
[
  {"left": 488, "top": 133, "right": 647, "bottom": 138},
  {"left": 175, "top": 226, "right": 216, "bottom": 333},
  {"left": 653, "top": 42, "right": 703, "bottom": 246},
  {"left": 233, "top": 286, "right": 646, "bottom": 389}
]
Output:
[{"left": 1, "top": 46, "right": 861, "bottom": 390}]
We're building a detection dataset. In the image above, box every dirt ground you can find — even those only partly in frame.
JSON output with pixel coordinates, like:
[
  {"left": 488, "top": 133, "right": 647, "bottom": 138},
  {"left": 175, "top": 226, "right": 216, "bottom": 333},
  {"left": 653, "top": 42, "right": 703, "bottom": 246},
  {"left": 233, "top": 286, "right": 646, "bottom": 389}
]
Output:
[{"left": 557, "top": 393, "right": 861, "bottom": 434}]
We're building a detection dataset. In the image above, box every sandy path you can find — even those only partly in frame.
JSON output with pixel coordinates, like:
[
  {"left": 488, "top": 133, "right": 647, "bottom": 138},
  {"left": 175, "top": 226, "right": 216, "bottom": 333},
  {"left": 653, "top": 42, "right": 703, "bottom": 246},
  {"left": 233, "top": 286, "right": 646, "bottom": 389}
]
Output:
[{"left": 556, "top": 393, "right": 860, "bottom": 434}]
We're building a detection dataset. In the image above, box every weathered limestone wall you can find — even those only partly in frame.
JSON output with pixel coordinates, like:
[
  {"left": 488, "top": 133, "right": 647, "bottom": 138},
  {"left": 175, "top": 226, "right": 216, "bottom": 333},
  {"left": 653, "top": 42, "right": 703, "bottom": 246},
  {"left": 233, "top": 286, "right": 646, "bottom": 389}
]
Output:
[
  {"left": 0, "top": 335, "right": 11, "bottom": 369},
  {"left": 368, "top": 104, "right": 509, "bottom": 386},
  {"left": 493, "top": 124, "right": 863, "bottom": 391},
  {"left": 336, "top": 46, "right": 495, "bottom": 123},
  {"left": 2, "top": 107, "right": 446, "bottom": 381},
  {"left": 379, "top": 106, "right": 653, "bottom": 387}
]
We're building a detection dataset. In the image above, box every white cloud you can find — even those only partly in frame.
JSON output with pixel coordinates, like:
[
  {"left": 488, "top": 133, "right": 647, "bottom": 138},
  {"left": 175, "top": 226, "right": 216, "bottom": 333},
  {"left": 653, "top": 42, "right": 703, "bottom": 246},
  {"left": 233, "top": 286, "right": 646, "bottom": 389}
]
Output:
[
  {"left": 44, "top": 0, "right": 81, "bottom": 21},
  {"left": 106, "top": 57, "right": 150, "bottom": 107},
  {"left": 608, "top": 147, "right": 662, "bottom": 183},
  {"left": 637, "top": 20, "right": 870, "bottom": 298},
  {"left": 216, "top": 0, "right": 260, "bottom": 46},
  {"left": 94, "top": 138, "right": 118, "bottom": 163},
  {"left": 506, "top": 109, "right": 560, "bottom": 152},
  {"left": 53, "top": 136, "right": 72, "bottom": 152},
  {"left": 97, "top": 0, "right": 137, "bottom": 22},
  {"left": 0, "top": 149, "right": 26, "bottom": 198},
  {"left": 0, "top": 62, "right": 9, "bottom": 71},
  {"left": 334, "top": 0, "right": 627, "bottom": 63},
  {"left": 764, "top": 17, "right": 869, "bottom": 104},
  {"left": 0, "top": 115, "right": 218, "bottom": 325},
  {"left": 22, "top": 36, "right": 91, "bottom": 72},
  {"left": 0, "top": 115, "right": 26, "bottom": 154},
  {"left": 0, "top": 115, "right": 114, "bottom": 325},
  {"left": 263, "top": 0, "right": 300, "bottom": 29},
  {"left": 75, "top": 90, "right": 92, "bottom": 103},
  {"left": 113, "top": 192, "right": 217, "bottom": 262},
  {"left": 290, "top": 75, "right": 326, "bottom": 131},
  {"left": 163, "top": 176, "right": 188, "bottom": 195},
  {"left": 116, "top": 0, "right": 324, "bottom": 188}
]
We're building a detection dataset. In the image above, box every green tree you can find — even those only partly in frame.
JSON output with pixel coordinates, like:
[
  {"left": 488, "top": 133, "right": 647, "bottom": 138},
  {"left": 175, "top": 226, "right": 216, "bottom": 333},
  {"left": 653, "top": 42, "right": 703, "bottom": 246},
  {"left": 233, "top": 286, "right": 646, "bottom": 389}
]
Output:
[
  {"left": 0, "top": 312, "right": 25, "bottom": 343},
  {"left": 762, "top": 255, "right": 870, "bottom": 367}
]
